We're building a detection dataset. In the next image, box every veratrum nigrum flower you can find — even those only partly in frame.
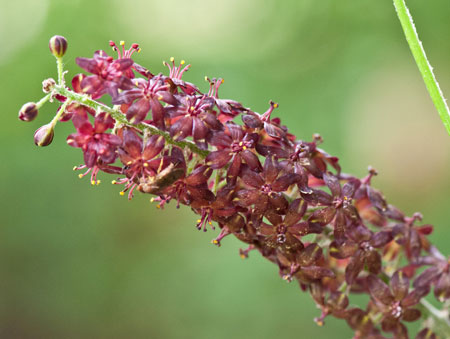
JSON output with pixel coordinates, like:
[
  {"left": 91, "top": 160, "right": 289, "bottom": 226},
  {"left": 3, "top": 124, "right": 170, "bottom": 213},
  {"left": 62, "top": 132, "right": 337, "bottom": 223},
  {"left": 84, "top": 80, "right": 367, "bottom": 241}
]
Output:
[{"left": 20, "top": 37, "right": 450, "bottom": 339}]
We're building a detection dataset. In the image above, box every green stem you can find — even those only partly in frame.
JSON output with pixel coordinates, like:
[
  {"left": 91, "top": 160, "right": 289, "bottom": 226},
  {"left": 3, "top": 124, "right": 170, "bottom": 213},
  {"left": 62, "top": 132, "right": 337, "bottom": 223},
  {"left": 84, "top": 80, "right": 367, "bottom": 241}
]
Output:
[
  {"left": 418, "top": 299, "right": 450, "bottom": 338},
  {"left": 53, "top": 85, "right": 210, "bottom": 158},
  {"left": 50, "top": 98, "right": 72, "bottom": 128},
  {"left": 393, "top": 0, "right": 450, "bottom": 135},
  {"left": 36, "top": 93, "right": 52, "bottom": 109},
  {"left": 56, "top": 57, "right": 64, "bottom": 85}
]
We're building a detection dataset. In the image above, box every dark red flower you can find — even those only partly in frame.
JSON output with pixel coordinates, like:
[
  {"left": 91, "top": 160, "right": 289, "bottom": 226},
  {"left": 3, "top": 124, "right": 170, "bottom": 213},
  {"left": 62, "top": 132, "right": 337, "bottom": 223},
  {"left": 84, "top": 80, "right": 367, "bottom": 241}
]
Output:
[
  {"left": 161, "top": 165, "right": 214, "bottom": 208},
  {"left": 205, "top": 122, "right": 261, "bottom": 179},
  {"left": 329, "top": 225, "right": 392, "bottom": 284},
  {"left": 206, "top": 77, "right": 247, "bottom": 123},
  {"left": 413, "top": 254, "right": 450, "bottom": 301},
  {"left": 109, "top": 40, "right": 153, "bottom": 79},
  {"left": 76, "top": 50, "right": 134, "bottom": 99},
  {"left": 242, "top": 101, "right": 286, "bottom": 140},
  {"left": 67, "top": 112, "right": 121, "bottom": 168},
  {"left": 235, "top": 157, "right": 300, "bottom": 214},
  {"left": 367, "top": 273, "right": 429, "bottom": 338},
  {"left": 392, "top": 212, "right": 433, "bottom": 260},
  {"left": 113, "top": 76, "right": 176, "bottom": 125},
  {"left": 163, "top": 58, "right": 199, "bottom": 95},
  {"left": 110, "top": 128, "right": 166, "bottom": 199},
  {"left": 167, "top": 94, "right": 221, "bottom": 141},
  {"left": 304, "top": 172, "right": 360, "bottom": 242},
  {"left": 258, "top": 199, "right": 309, "bottom": 254}
]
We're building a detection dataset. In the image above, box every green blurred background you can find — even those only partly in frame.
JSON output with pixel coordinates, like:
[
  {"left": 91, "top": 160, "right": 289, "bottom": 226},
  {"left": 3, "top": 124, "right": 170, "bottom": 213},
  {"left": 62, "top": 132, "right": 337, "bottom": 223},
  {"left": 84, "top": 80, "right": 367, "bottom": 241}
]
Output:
[{"left": 1, "top": 0, "right": 449, "bottom": 338}]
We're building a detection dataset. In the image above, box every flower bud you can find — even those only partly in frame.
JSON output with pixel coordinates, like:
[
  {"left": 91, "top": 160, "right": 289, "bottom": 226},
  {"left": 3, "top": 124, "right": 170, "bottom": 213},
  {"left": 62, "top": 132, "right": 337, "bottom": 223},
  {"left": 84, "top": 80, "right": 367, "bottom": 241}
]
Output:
[
  {"left": 42, "top": 78, "right": 56, "bottom": 93},
  {"left": 34, "top": 124, "right": 54, "bottom": 147},
  {"left": 49, "top": 35, "right": 68, "bottom": 58},
  {"left": 18, "top": 102, "right": 38, "bottom": 122}
]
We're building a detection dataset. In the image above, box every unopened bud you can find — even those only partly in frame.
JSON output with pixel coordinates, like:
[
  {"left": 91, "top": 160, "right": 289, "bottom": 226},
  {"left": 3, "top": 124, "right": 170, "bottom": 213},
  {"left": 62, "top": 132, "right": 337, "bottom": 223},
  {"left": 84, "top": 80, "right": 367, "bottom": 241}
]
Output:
[
  {"left": 34, "top": 123, "right": 54, "bottom": 147},
  {"left": 42, "top": 78, "right": 56, "bottom": 93},
  {"left": 49, "top": 35, "right": 68, "bottom": 58},
  {"left": 18, "top": 102, "right": 38, "bottom": 122}
]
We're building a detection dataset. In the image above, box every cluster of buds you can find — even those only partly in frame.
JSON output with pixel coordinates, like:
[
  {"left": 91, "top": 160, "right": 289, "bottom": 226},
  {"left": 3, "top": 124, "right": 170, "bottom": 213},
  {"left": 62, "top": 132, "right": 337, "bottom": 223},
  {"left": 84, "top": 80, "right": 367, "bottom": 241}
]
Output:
[{"left": 20, "top": 36, "right": 450, "bottom": 339}]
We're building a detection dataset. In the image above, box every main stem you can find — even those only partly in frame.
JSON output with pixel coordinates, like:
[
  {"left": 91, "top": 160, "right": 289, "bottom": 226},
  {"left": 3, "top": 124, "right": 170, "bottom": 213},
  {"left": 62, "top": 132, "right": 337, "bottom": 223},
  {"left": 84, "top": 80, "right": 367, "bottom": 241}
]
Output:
[
  {"left": 53, "top": 85, "right": 209, "bottom": 158},
  {"left": 393, "top": 0, "right": 450, "bottom": 135}
]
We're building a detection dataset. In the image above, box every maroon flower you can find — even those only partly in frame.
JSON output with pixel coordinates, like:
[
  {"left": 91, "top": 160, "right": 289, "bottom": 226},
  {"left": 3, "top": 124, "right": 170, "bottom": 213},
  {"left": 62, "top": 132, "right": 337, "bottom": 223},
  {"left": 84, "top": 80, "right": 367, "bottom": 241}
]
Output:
[
  {"left": 161, "top": 165, "right": 214, "bottom": 208},
  {"left": 67, "top": 112, "right": 121, "bottom": 168},
  {"left": 413, "top": 254, "right": 450, "bottom": 301},
  {"left": 167, "top": 94, "right": 222, "bottom": 141},
  {"left": 367, "top": 272, "right": 429, "bottom": 338},
  {"left": 242, "top": 101, "right": 286, "bottom": 139},
  {"left": 112, "top": 76, "right": 176, "bottom": 125},
  {"left": 392, "top": 212, "right": 433, "bottom": 260},
  {"left": 258, "top": 199, "right": 309, "bottom": 254},
  {"left": 205, "top": 122, "right": 261, "bottom": 179},
  {"left": 304, "top": 172, "right": 360, "bottom": 242},
  {"left": 109, "top": 40, "right": 153, "bottom": 79},
  {"left": 163, "top": 58, "right": 199, "bottom": 95},
  {"left": 112, "top": 128, "right": 166, "bottom": 199},
  {"left": 206, "top": 77, "right": 247, "bottom": 123},
  {"left": 290, "top": 243, "right": 335, "bottom": 283},
  {"left": 235, "top": 157, "right": 300, "bottom": 214},
  {"left": 76, "top": 50, "right": 134, "bottom": 99},
  {"left": 329, "top": 225, "right": 392, "bottom": 284}
]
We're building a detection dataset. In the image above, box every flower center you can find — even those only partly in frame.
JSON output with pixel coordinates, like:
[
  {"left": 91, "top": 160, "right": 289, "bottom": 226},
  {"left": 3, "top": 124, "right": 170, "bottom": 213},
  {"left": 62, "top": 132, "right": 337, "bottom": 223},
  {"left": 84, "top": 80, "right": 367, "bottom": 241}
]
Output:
[
  {"left": 231, "top": 140, "right": 253, "bottom": 153},
  {"left": 261, "top": 184, "right": 272, "bottom": 194},
  {"left": 390, "top": 301, "right": 403, "bottom": 319}
]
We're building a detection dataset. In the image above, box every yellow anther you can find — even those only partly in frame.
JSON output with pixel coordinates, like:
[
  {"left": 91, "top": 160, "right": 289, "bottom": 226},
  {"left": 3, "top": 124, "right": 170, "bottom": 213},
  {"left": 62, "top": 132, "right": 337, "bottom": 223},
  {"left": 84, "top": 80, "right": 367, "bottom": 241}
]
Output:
[
  {"left": 243, "top": 146, "right": 247, "bottom": 150},
  {"left": 240, "top": 254, "right": 246, "bottom": 259},
  {"left": 78, "top": 174, "right": 83, "bottom": 179},
  {"left": 156, "top": 204, "right": 161, "bottom": 209},
  {"left": 170, "top": 57, "right": 175, "bottom": 62},
  {"left": 137, "top": 48, "right": 141, "bottom": 53},
  {"left": 204, "top": 76, "right": 208, "bottom": 81},
  {"left": 143, "top": 163, "right": 149, "bottom": 167},
  {"left": 212, "top": 239, "right": 219, "bottom": 244},
  {"left": 127, "top": 161, "right": 132, "bottom": 165},
  {"left": 119, "top": 191, "right": 125, "bottom": 196},
  {"left": 239, "top": 142, "right": 243, "bottom": 146},
  {"left": 96, "top": 180, "right": 101, "bottom": 185},
  {"left": 315, "top": 320, "right": 324, "bottom": 327},
  {"left": 273, "top": 103, "right": 279, "bottom": 108},
  {"left": 221, "top": 79, "right": 224, "bottom": 84},
  {"left": 111, "top": 180, "right": 117, "bottom": 184},
  {"left": 91, "top": 180, "right": 96, "bottom": 185},
  {"left": 197, "top": 219, "right": 202, "bottom": 223},
  {"left": 208, "top": 222, "right": 212, "bottom": 225},
  {"left": 135, "top": 81, "right": 139, "bottom": 86},
  {"left": 180, "top": 60, "right": 185, "bottom": 65},
  {"left": 120, "top": 40, "right": 125, "bottom": 46},
  {"left": 158, "top": 95, "right": 163, "bottom": 101},
  {"left": 150, "top": 197, "right": 155, "bottom": 202},
  {"left": 73, "top": 166, "right": 77, "bottom": 171}
]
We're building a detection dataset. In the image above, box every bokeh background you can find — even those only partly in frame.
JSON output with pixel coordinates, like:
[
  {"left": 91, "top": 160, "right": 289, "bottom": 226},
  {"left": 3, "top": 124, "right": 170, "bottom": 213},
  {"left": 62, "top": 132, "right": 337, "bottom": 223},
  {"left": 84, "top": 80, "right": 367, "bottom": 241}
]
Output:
[{"left": 1, "top": 0, "right": 449, "bottom": 338}]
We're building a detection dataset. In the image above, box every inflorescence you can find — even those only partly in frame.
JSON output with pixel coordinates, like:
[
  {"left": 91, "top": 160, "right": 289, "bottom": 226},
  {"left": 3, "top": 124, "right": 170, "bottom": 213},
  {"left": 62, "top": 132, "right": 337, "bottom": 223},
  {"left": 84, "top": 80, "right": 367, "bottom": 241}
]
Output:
[{"left": 20, "top": 36, "right": 450, "bottom": 339}]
